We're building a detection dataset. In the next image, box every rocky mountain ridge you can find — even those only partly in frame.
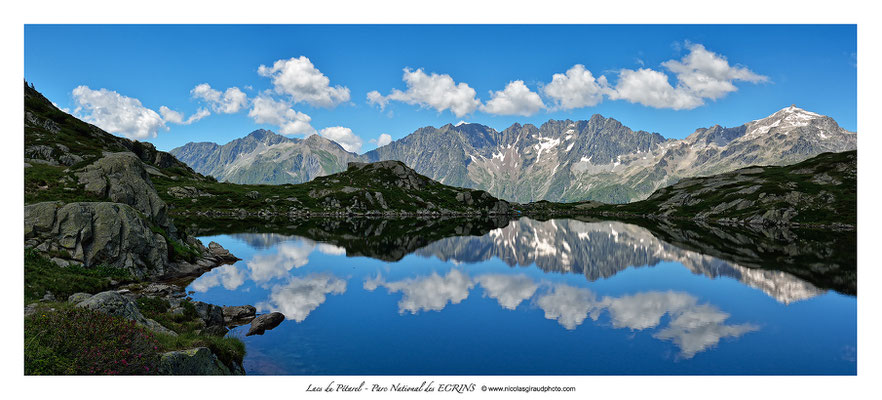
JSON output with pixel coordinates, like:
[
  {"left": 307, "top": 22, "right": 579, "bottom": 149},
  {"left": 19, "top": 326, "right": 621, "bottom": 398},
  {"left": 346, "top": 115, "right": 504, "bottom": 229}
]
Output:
[{"left": 171, "top": 106, "right": 855, "bottom": 203}]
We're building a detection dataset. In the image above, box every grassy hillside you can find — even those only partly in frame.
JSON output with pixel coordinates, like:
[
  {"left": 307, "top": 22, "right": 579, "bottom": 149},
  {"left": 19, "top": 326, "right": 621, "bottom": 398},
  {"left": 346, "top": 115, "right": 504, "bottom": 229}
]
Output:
[{"left": 591, "top": 151, "right": 856, "bottom": 228}]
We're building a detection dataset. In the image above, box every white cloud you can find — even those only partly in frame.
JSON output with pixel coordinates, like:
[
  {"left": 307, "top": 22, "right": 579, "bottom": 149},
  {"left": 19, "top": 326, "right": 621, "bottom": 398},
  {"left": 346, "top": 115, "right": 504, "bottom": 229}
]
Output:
[
  {"left": 190, "top": 264, "right": 247, "bottom": 292},
  {"left": 248, "top": 95, "right": 315, "bottom": 135},
  {"left": 159, "top": 106, "right": 210, "bottom": 125},
  {"left": 535, "top": 284, "right": 602, "bottom": 330},
  {"left": 247, "top": 240, "right": 316, "bottom": 283},
  {"left": 316, "top": 243, "right": 346, "bottom": 255},
  {"left": 369, "top": 133, "right": 393, "bottom": 147},
  {"left": 369, "top": 68, "right": 481, "bottom": 117},
  {"left": 258, "top": 56, "right": 350, "bottom": 108},
  {"left": 364, "top": 269, "right": 473, "bottom": 314},
  {"left": 607, "top": 68, "right": 702, "bottom": 110},
  {"left": 318, "top": 126, "right": 364, "bottom": 153},
  {"left": 542, "top": 64, "right": 607, "bottom": 109},
  {"left": 257, "top": 273, "right": 347, "bottom": 322},
  {"left": 71, "top": 86, "right": 165, "bottom": 139},
  {"left": 601, "top": 291, "right": 697, "bottom": 330},
  {"left": 661, "top": 43, "right": 768, "bottom": 99},
  {"left": 480, "top": 80, "right": 545, "bottom": 116},
  {"left": 475, "top": 274, "right": 538, "bottom": 310},
  {"left": 653, "top": 304, "right": 758, "bottom": 359},
  {"left": 607, "top": 43, "right": 768, "bottom": 110},
  {"left": 190, "top": 83, "right": 248, "bottom": 114}
]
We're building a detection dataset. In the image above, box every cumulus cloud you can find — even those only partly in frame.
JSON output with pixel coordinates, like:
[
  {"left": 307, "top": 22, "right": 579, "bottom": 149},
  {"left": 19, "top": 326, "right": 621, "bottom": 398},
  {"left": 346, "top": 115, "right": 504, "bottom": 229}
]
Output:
[
  {"left": 257, "top": 273, "right": 347, "bottom": 322},
  {"left": 318, "top": 126, "right": 364, "bottom": 153},
  {"left": 159, "top": 106, "right": 210, "bottom": 125},
  {"left": 71, "top": 86, "right": 165, "bottom": 139},
  {"left": 534, "top": 283, "right": 758, "bottom": 357},
  {"left": 653, "top": 304, "right": 758, "bottom": 359},
  {"left": 535, "top": 284, "right": 602, "bottom": 330},
  {"left": 474, "top": 274, "right": 538, "bottom": 310},
  {"left": 316, "top": 243, "right": 346, "bottom": 255},
  {"left": 190, "top": 264, "right": 247, "bottom": 292},
  {"left": 258, "top": 56, "right": 350, "bottom": 108},
  {"left": 542, "top": 64, "right": 607, "bottom": 109},
  {"left": 369, "top": 133, "right": 393, "bottom": 147},
  {"left": 480, "top": 80, "right": 545, "bottom": 116},
  {"left": 248, "top": 95, "right": 315, "bottom": 135},
  {"left": 368, "top": 68, "right": 481, "bottom": 117},
  {"left": 364, "top": 269, "right": 473, "bottom": 314},
  {"left": 190, "top": 83, "right": 248, "bottom": 114},
  {"left": 247, "top": 240, "right": 316, "bottom": 283},
  {"left": 607, "top": 43, "right": 768, "bottom": 110}
]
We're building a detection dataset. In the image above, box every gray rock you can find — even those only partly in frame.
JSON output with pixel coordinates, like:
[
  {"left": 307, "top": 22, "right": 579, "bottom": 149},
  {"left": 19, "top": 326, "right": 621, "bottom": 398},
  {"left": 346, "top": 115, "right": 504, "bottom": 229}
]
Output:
[
  {"left": 75, "top": 291, "right": 176, "bottom": 336},
  {"left": 40, "top": 291, "right": 56, "bottom": 302},
  {"left": 246, "top": 312, "right": 285, "bottom": 336},
  {"left": 201, "top": 325, "right": 229, "bottom": 337},
  {"left": 193, "top": 301, "right": 225, "bottom": 328},
  {"left": 75, "top": 152, "right": 173, "bottom": 231},
  {"left": 222, "top": 305, "right": 256, "bottom": 325},
  {"left": 245, "top": 190, "right": 261, "bottom": 200},
  {"left": 67, "top": 292, "right": 93, "bottom": 303},
  {"left": 25, "top": 201, "right": 170, "bottom": 279},
  {"left": 157, "top": 347, "right": 236, "bottom": 375}
]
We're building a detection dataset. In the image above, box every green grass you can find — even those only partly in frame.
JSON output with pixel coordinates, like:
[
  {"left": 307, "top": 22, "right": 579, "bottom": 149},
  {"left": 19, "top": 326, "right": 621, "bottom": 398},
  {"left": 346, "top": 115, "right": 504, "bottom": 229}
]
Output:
[{"left": 24, "top": 248, "right": 131, "bottom": 303}]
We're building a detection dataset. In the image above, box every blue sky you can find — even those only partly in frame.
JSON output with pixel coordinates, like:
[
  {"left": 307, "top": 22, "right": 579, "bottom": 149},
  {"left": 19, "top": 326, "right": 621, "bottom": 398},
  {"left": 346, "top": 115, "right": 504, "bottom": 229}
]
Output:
[{"left": 24, "top": 25, "right": 856, "bottom": 153}]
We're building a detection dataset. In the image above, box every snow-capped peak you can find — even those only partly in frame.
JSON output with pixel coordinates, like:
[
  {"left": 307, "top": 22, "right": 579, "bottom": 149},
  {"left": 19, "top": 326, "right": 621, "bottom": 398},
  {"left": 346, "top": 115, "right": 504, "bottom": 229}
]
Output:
[{"left": 764, "top": 105, "right": 823, "bottom": 121}]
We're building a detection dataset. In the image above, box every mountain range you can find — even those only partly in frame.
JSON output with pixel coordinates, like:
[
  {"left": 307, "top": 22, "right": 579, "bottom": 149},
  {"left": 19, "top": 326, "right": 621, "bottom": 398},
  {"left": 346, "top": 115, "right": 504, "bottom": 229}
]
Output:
[{"left": 169, "top": 106, "right": 855, "bottom": 203}]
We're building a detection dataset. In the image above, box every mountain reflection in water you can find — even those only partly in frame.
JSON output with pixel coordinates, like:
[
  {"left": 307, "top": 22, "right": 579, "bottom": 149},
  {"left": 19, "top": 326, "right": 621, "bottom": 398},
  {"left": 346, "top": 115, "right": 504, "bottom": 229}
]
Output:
[{"left": 186, "top": 216, "right": 856, "bottom": 374}]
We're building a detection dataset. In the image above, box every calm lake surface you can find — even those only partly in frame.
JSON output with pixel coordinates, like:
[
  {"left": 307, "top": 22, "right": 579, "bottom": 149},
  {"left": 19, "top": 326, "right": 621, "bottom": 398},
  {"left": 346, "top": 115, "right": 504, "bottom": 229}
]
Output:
[{"left": 188, "top": 217, "right": 856, "bottom": 375}]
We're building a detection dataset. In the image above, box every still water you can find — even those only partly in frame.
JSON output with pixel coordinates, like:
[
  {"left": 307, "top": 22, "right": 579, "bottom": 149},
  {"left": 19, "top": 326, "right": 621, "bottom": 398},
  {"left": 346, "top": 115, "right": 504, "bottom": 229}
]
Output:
[{"left": 187, "top": 217, "right": 856, "bottom": 375}]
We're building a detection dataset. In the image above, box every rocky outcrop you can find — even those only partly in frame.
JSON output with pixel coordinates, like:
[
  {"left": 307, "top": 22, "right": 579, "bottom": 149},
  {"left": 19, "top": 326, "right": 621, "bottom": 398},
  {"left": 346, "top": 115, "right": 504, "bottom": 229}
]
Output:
[
  {"left": 158, "top": 347, "right": 243, "bottom": 375},
  {"left": 246, "top": 312, "right": 284, "bottom": 336},
  {"left": 25, "top": 201, "right": 238, "bottom": 280},
  {"left": 75, "top": 291, "right": 177, "bottom": 336},
  {"left": 25, "top": 201, "right": 170, "bottom": 279},
  {"left": 223, "top": 305, "right": 257, "bottom": 326},
  {"left": 75, "top": 152, "right": 173, "bottom": 232}
]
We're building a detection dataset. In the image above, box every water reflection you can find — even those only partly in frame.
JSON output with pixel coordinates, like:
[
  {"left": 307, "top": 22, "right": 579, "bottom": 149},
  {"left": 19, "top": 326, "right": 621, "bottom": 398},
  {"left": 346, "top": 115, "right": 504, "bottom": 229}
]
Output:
[
  {"left": 362, "top": 271, "right": 759, "bottom": 359},
  {"left": 364, "top": 270, "right": 473, "bottom": 314},
  {"left": 474, "top": 274, "right": 538, "bottom": 310},
  {"left": 185, "top": 217, "right": 855, "bottom": 374},
  {"left": 256, "top": 273, "right": 347, "bottom": 322},
  {"left": 419, "top": 219, "right": 825, "bottom": 304}
]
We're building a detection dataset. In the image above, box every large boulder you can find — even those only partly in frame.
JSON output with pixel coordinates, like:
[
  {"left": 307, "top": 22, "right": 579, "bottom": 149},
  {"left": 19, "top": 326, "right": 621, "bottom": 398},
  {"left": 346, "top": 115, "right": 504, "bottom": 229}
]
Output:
[
  {"left": 192, "top": 301, "right": 225, "bottom": 328},
  {"left": 246, "top": 312, "right": 285, "bottom": 336},
  {"left": 75, "top": 152, "right": 173, "bottom": 232},
  {"left": 75, "top": 291, "right": 177, "bottom": 336},
  {"left": 25, "top": 201, "right": 170, "bottom": 279},
  {"left": 157, "top": 347, "right": 239, "bottom": 375},
  {"left": 222, "top": 305, "right": 256, "bottom": 326}
]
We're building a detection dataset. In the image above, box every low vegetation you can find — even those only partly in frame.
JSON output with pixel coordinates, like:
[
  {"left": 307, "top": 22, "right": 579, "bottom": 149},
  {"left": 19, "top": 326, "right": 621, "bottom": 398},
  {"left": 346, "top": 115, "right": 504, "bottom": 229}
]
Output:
[
  {"left": 25, "top": 306, "right": 161, "bottom": 375},
  {"left": 24, "top": 248, "right": 131, "bottom": 303}
]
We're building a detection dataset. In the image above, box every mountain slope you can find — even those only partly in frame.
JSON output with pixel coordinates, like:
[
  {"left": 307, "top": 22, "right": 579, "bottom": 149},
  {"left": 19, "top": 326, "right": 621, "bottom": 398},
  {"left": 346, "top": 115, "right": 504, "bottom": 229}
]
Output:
[
  {"left": 170, "top": 130, "right": 362, "bottom": 185},
  {"left": 597, "top": 150, "right": 857, "bottom": 228},
  {"left": 153, "top": 160, "right": 512, "bottom": 216},
  {"left": 171, "top": 106, "right": 855, "bottom": 204},
  {"left": 367, "top": 107, "right": 855, "bottom": 203}
]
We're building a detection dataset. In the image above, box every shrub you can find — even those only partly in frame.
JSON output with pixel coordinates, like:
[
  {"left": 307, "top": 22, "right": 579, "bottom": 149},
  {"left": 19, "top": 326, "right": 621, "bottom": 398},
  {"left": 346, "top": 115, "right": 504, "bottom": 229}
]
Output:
[
  {"left": 24, "top": 248, "right": 130, "bottom": 302},
  {"left": 25, "top": 308, "right": 161, "bottom": 375}
]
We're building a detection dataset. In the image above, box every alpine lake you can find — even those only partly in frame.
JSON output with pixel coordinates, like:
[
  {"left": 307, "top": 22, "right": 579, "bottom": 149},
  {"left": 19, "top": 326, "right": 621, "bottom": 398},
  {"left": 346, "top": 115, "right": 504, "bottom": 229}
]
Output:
[{"left": 178, "top": 216, "right": 856, "bottom": 375}]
